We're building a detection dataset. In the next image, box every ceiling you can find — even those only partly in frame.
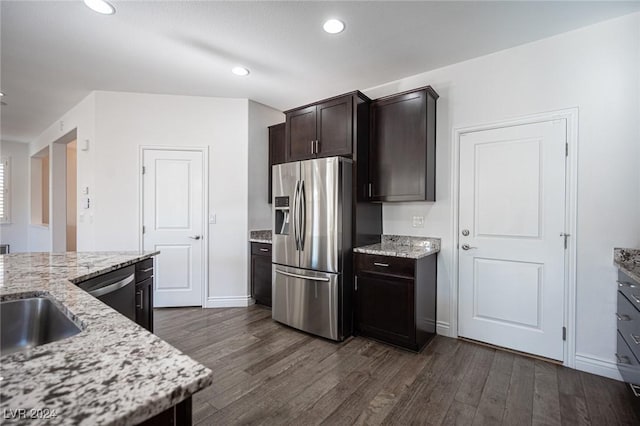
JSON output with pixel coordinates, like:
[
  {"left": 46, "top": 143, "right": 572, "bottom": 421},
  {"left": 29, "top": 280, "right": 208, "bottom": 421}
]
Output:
[{"left": 2, "top": 1, "right": 639, "bottom": 143}]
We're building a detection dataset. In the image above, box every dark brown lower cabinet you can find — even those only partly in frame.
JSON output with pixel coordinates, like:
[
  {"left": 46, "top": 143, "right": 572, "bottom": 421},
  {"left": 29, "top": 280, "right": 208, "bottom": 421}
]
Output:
[
  {"left": 135, "top": 258, "right": 154, "bottom": 333},
  {"left": 251, "top": 242, "right": 272, "bottom": 307},
  {"left": 138, "top": 397, "right": 191, "bottom": 425},
  {"left": 355, "top": 252, "right": 437, "bottom": 352}
]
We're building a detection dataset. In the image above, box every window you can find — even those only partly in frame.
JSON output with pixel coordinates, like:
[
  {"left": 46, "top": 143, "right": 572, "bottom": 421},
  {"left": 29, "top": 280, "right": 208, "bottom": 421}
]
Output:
[{"left": 0, "top": 156, "right": 9, "bottom": 223}]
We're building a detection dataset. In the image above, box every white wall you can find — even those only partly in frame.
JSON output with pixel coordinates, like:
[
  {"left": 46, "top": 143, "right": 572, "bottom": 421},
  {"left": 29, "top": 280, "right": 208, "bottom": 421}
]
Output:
[
  {"left": 92, "top": 92, "right": 254, "bottom": 304},
  {"left": 0, "top": 141, "right": 29, "bottom": 252},
  {"left": 362, "top": 12, "right": 640, "bottom": 377},
  {"left": 247, "top": 100, "right": 285, "bottom": 231},
  {"left": 29, "top": 93, "right": 96, "bottom": 252}
]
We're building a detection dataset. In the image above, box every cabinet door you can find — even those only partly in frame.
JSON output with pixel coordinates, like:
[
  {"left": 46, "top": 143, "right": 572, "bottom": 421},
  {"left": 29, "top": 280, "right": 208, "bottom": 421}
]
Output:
[
  {"left": 135, "top": 277, "right": 154, "bottom": 332},
  {"left": 268, "top": 123, "right": 286, "bottom": 204},
  {"left": 355, "top": 273, "right": 416, "bottom": 349},
  {"left": 252, "top": 254, "right": 272, "bottom": 307},
  {"left": 286, "top": 106, "right": 317, "bottom": 161},
  {"left": 316, "top": 95, "right": 353, "bottom": 158},
  {"left": 370, "top": 89, "right": 433, "bottom": 202}
]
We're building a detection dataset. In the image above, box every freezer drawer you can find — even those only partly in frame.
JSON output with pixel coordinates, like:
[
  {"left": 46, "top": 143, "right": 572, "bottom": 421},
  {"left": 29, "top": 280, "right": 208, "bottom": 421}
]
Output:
[{"left": 272, "top": 265, "right": 340, "bottom": 341}]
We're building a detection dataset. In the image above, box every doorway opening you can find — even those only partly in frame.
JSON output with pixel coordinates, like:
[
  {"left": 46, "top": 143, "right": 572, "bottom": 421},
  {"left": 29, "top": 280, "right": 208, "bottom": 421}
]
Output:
[{"left": 51, "top": 129, "right": 78, "bottom": 252}]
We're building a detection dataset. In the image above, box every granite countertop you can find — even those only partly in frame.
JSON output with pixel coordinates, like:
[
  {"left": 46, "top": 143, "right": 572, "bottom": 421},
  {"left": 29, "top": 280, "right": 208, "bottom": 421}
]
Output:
[
  {"left": 0, "top": 251, "right": 213, "bottom": 425},
  {"left": 354, "top": 235, "right": 441, "bottom": 259},
  {"left": 614, "top": 247, "right": 640, "bottom": 283},
  {"left": 250, "top": 229, "right": 272, "bottom": 244}
]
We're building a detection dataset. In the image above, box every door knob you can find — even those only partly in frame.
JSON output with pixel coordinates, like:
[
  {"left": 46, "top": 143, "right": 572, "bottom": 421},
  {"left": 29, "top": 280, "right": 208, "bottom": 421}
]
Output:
[
  {"left": 461, "top": 244, "right": 477, "bottom": 250},
  {"left": 189, "top": 235, "right": 201, "bottom": 240}
]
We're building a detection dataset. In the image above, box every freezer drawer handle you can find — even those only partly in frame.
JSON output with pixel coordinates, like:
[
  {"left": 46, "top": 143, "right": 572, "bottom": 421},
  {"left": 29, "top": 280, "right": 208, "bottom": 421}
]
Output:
[{"left": 275, "top": 269, "right": 330, "bottom": 282}]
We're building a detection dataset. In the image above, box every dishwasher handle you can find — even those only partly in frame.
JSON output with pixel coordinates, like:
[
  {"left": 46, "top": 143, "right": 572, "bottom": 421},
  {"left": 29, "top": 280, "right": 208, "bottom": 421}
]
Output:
[{"left": 88, "top": 273, "right": 135, "bottom": 298}]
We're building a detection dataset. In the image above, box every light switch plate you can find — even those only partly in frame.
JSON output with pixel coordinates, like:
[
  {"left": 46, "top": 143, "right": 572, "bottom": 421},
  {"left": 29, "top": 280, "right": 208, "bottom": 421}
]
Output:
[
  {"left": 412, "top": 216, "right": 425, "bottom": 228},
  {"left": 209, "top": 213, "right": 216, "bottom": 224}
]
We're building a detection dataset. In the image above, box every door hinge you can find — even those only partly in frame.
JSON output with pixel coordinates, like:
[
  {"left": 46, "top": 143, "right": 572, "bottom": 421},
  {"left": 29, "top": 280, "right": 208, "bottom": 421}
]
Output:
[
  {"left": 562, "top": 326, "right": 567, "bottom": 341},
  {"left": 565, "top": 143, "right": 568, "bottom": 157},
  {"left": 561, "top": 233, "right": 570, "bottom": 249},
  {"left": 142, "top": 166, "right": 146, "bottom": 174},
  {"left": 142, "top": 225, "right": 146, "bottom": 234}
]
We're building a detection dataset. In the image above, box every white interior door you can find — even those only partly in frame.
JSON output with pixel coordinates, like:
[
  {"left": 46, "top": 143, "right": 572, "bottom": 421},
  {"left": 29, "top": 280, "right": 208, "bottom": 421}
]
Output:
[
  {"left": 143, "top": 149, "right": 204, "bottom": 307},
  {"left": 458, "top": 120, "right": 567, "bottom": 361}
]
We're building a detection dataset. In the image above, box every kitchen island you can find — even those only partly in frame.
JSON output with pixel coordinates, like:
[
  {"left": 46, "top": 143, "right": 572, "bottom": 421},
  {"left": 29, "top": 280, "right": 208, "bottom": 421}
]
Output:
[{"left": 0, "top": 252, "right": 213, "bottom": 425}]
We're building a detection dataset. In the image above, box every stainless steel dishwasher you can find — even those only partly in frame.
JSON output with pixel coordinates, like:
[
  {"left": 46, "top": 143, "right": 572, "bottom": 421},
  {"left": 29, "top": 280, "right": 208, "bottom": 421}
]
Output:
[{"left": 77, "top": 266, "right": 136, "bottom": 320}]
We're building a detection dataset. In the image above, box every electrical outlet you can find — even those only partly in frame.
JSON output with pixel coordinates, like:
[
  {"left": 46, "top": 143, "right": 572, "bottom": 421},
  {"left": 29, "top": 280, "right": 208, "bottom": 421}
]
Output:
[{"left": 412, "top": 216, "right": 425, "bottom": 228}]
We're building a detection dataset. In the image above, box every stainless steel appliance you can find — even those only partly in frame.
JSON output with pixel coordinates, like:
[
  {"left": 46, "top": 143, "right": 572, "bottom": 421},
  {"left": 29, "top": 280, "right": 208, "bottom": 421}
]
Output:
[
  {"left": 77, "top": 266, "right": 136, "bottom": 321},
  {"left": 272, "top": 157, "right": 352, "bottom": 341}
]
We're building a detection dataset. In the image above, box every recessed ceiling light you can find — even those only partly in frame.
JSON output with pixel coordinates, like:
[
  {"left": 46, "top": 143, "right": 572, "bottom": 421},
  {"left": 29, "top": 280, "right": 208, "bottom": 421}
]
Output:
[
  {"left": 0, "top": 92, "right": 4, "bottom": 97},
  {"left": 83, "top": 0, "right": 115, "bottom": 15},
  {"left": 232, "top": 66, "right": 250, "bottom": 77},
  {"left": 323, "top": 19, "right": 345, "bottom": 34}
]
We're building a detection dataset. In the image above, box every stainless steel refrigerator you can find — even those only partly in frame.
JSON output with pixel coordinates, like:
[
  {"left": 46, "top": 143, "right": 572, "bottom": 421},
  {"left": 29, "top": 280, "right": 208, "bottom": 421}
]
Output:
[{"left": 272, "top": 157, "right": 353, "bottom": 341}]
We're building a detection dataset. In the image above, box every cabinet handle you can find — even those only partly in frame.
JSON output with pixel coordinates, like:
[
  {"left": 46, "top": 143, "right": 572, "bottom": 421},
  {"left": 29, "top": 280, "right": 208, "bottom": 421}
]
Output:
[
  {"left": 136, "top": 289, "right": 143, "bottom": 309},
  {"left": 259, "top": 248, "right": 269, "bottom": 252},
  {"left": 631, "top": 384, "right": 640, "bottom": 397},
  {"left": 315, "top": 140, "right": 319, "bottom": 154},
  {"left": 368, "top": 183, "right": 372, "bottom": 198},
  {"left": 616, "top": 353, "right": 632, "bottom": 365},
  {"left": 617, "top": 313, "right": 631, "bottom": 321},
  {"left": 617, "top": 280, "right": 637, "bottom": 288},
  {"left": 632, "top": 334, "right": 640, "bottom": 345},
  {"left": 355, "top": 276, "right": 358, "bottom": 291},
  {"left": 310, "top": 140, "right": 315, "bottom": 154},
  {"left": 139, "top": 267, "right": 153, "bottom": 273},
  {"left": 373, "top": 262, "right": 389, "bottom": 267},
  {"left": 633, "top": 294, "right": 640, "bottom": 304}
]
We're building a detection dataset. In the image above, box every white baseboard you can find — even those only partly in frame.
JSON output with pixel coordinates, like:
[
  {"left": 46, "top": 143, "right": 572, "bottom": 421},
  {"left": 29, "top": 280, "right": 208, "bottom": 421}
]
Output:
[
  {"left": 436, "top": 321, "right": 451, "bottom": 337},
  {"left": 204, "top": 295, "right": 252, "bottom": 308},
  {"left": 575, "top": 352, "right": 622, "bottom": 381}
]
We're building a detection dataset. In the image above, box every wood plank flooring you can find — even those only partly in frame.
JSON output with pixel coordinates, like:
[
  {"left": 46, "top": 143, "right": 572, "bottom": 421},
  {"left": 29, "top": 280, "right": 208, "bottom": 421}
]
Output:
[{"left": 154, "top": 305, "right": 638, "bottom": 425}]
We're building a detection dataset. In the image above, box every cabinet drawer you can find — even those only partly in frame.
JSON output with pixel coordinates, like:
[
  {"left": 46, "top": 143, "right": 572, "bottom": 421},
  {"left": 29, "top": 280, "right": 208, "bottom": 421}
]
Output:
[
  {"left": 136, "top": 260, "right": 154, "bottom": 282},
  {"left": 136, "top": 258, "right": 153, "bottom": 271},
  {"left": 355, "top": 253, "right": 415, "bottom": 278},
  {"left": 251, "top": 243, "right": 272, "bottom": 257},
  {"left": 618, "top": 291, "right": 640, "bottom": 362},
  {"left": 618, "top": 270, "right": 640, "bottom": 312},
  {"left": 617, "top": 330, "right": 640, "bottom": 385}
]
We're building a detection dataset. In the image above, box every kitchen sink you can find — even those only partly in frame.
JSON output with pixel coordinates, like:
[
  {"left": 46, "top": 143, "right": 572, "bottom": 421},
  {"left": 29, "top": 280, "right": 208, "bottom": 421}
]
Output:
[{"left": 1, "top": 297, "right": 82, "bottom": 356}]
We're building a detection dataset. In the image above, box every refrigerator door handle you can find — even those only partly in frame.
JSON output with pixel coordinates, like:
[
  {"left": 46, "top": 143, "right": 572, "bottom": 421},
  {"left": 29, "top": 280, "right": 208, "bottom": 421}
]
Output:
[
  {"left": 293, "top": 180, "right": 300, "bottom": 250},
  {"left": 300, "top": 180, "right": 306, "bottom": 251},
  {"left": 275, "top": 268, "right": 330, "bottom": 282}
]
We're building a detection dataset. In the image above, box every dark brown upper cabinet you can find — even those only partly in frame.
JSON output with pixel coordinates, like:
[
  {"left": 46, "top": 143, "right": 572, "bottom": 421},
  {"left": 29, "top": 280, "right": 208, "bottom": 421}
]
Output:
[
  {"left": 285, "top": 92, "right": 365, "bottom": 162},
  {"left": 268, "top": 123, "right": 286, "bottom": 204},
  {"left": 367, "top": 86, "right": 439, "bottom": 202}
]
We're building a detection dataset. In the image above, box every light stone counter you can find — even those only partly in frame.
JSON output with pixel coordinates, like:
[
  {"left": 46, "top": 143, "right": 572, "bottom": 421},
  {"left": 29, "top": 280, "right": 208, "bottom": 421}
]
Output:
[
  {"left": 0, "top": 251, "right": 213, "bottom": 425},
  {"left": 354, "top": 235, "right": 440, "bottom": 259}
]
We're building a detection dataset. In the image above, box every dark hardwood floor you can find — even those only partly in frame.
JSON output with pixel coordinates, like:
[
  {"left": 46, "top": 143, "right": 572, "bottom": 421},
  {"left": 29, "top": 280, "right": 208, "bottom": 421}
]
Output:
[{"left": 154, "top": 305, "right": 638, "bottom": 425}]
